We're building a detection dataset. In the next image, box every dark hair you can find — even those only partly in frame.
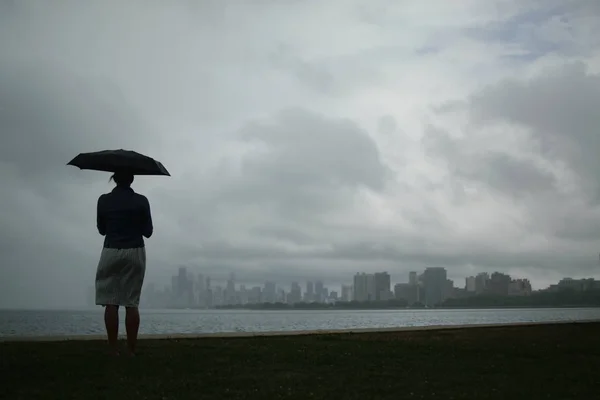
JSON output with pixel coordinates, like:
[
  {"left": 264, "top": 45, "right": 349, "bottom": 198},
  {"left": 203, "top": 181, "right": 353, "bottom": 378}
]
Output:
[{"left": 109, "top": 171, "right": 134, "bottom": 186}]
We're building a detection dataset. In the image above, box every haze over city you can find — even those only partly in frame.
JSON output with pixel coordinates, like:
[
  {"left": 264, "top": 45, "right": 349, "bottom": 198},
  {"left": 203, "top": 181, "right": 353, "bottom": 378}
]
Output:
[{"left": 2, "top": 1, "right": 600, "bottom": 309}]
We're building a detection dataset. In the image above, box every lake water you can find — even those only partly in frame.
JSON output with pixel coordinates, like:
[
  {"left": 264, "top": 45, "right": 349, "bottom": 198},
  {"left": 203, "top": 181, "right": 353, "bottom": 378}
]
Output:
[{"left": 1, "top": 307, "right": 599, "bottom": 337}]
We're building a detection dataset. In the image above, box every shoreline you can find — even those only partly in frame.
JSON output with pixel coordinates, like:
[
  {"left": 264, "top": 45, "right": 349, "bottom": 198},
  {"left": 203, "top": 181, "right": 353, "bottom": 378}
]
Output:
[
  {"left": 159, "top": 305, "right": 600, "bottom": 311},
  {"left": 3, "top": 305, "right": 600, "bottom": 312},
  {"left": 2, "top": 319, "right": 598, "bottom": 343}
]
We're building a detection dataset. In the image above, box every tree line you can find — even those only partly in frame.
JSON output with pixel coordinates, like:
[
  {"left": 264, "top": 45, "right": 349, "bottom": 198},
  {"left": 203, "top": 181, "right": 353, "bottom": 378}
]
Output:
[{"left": 441, "top": 288, "right": 600, "bottom": 308}]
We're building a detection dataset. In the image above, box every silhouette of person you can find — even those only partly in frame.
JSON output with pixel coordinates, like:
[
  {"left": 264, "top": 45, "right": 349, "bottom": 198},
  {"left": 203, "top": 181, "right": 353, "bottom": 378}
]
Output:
[{"left": 95, "top": 171, "right": 153, "bottom": 356}]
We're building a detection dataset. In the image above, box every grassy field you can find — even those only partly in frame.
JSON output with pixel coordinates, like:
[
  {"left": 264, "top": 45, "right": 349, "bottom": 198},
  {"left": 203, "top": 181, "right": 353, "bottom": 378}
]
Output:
[{"left": 2, "top": 322, "right": 599, "bottom": 400}]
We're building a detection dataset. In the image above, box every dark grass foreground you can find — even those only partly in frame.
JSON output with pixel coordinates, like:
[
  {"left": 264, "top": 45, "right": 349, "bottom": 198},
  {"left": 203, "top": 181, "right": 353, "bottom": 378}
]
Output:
[{"left": 2, "top": 323, "right": 600, "bottom": 400}]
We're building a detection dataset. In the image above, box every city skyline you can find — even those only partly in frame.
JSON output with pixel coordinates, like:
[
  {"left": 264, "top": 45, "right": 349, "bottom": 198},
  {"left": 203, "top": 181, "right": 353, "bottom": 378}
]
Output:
[
  {"left": 141, "top": 266, "right": 571, "bottom": 293},
  {"left": 113, "top": 266, "right": 597, "bottom": 310},
  {"left": 143, "top": 264, "right": 583, "bottom": 293}
]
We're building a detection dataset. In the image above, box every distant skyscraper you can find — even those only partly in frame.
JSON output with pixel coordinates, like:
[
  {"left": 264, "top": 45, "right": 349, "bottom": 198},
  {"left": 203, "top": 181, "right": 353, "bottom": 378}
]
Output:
[
  {"left": 341, "top": 285, "right": 352, "bottom": 302},
  {"left": 353, "top": 273, "right": 368, "bottom": 301},
  {"left": 213, "top": 286, "right": 224, "bottom": 307},
  {"left": 422, "top": 267, "right": 447, "bottom": 306},
  {"left": 277, "top": 288, "right": 286, "bottom": 303},
  {"left": 321, "top": 287, "right": 329, "bottom": 301},
  {"left": 444, "top": 279, "right": 455, "bottom": 300},
  {"left": 465, "top": 276, "right": 476, "bottom": 292},
  {"left": 239, "top": 284, "right": 248, "bottom": 304},
  {"left": 475, "top": 273, "right": 489, "bottom": 294},
  {"left": 263, "top": 281, "right": 276, "bottom": 303},
  {"left": 374, "top": 272, "right": 391, "bottom": 301},
  {"left": 226, "top": 272, "right": 236, "bottom": 305},
  {"left": 289, "top": 282, "right": 302, "bottom": 304},
  {"left": 409, "top": 271, "right": 418, "bottom": 286},
  {"left": 315, "top": 281, "right": 324, "bottom": 302},
  {"left": 488, "top": 272, "right": 511, "bottom": 296},
  {"left": 305, "top": 281, "right": 314, "bottom": 302},
  {"left": 366, "top": 274, "right": 376, "bottom": 301},
  {"left": 173, "top": 267, "right": 194, "bottom": 307},
  {"left": 205, "top": 277, "right": 212, "bottom": 308},
  {"left": 353, "top": 273, "right": 376, "bottom": 301},
  {"left": 195, "top": 273, "right": 205, "bottom": 307},
  {"left": 394, "top": 283, "right": 420, "bottom": 305},
  {"left": 508, "top": 279, "right": 532, "bottom": 296}
]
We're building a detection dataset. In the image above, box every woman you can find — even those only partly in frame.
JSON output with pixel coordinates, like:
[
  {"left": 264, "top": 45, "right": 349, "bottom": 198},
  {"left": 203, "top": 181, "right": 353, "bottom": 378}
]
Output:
[{"left": 95, "top": 171, "right": 153, "bottom": 356}]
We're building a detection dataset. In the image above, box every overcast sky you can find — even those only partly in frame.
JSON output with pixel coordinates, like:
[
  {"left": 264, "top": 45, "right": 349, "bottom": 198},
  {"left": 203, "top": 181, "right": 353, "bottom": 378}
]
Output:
[{"left": 1, "top": 1, "right": 600, "bottom": 308}]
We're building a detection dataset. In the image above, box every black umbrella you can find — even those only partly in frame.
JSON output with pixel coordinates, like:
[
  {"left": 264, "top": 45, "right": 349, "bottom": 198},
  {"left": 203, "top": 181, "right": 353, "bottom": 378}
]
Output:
[{"left": 67, "top": 149, "right": 171, "bottom": 176}]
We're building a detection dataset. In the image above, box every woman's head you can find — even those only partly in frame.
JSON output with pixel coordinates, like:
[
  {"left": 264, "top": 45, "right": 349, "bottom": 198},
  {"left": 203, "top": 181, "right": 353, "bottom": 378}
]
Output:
[{"left": 110, "top": 171, "right": 134, "bottom": 187}]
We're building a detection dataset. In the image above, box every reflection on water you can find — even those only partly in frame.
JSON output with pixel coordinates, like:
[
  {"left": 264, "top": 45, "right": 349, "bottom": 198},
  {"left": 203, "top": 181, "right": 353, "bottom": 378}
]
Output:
[{"left": 1, "top": 307, "right": 599, "bottom": 337}]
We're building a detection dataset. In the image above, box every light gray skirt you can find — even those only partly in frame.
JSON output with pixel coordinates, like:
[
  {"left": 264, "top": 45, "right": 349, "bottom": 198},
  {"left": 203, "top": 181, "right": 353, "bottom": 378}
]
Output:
[{"left": 95, "top": 247, "right": 146, "bottom": 307}]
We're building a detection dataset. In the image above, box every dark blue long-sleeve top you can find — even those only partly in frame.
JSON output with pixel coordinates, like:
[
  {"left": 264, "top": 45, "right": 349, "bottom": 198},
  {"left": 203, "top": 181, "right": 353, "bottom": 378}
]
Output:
[{"left": 96, "top": 186, "right": 153, "bottom": 249}]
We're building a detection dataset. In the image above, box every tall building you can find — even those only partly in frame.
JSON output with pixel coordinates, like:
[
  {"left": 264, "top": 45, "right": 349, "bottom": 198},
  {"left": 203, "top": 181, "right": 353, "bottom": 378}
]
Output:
[
  {"left": 305, "top": 281, "right": 314, "bottom": 302},
  {"left": 239, "top": 284, "right": 248, "bottom": 304},
  {"left": 465, "top": 276, "right": 476, "bottom": 292},
  {"left": 488, "top": 272, "right": 511, "bottom": 296},
  {"left": 341, "top": 285, "right": 353, "bottom": 302},
  {"left": 226, "top": 272, "right": 236, "bottom": 305},
  {"left": 422, "top": 267, "right": 447, "bottom": 306},
  {"left": 475, "top": 273, "right": 489, "bottom": 294},
  {"left": 289, "top": 282, "right": 302, "bottom": 304},
  {"left": 409, "top": 271, "right": 418, "bottom": 286},
  {"left": 508, "top": 279, "right": 532, "bottom": 296},
  {"left": 551, "top": 278, "right": 600, "bottom": 292},
  {"left": 366, "top": 274, "right": 376, "bottom": 301},
  {"left": 195, "top": 273, "right": 206, "bottom": 307},
  {"left": 276, "top": 288, "right": 286, "bottom": 303},
  {"left": 205, "top": 277, "right": 213, "bottom": 308},
  {"left": 374, "top": 272, "right": 391, "bottom": 301},
  {"left": 213, "top": 286, "right": 224, "bottom": 307},
  {"left": 172, "top": 267, "right": 194, "bottom": 307},
  {"left": 263, "top": 281, "right": 276, "bottom": 303},
  {"left": 394, "top": 283, "right": 419, "bottom": 305},
  {"left": 444, "top": 279, "right": 455, "bottom": 300},
  {"left": 315, "top": 281, "right": 324, "bottom": 303},
  {"left": 321, "top": 286, "right": 329, "bottom": 302},
  {"left": 353, "top": 273, "right": 369, "bottom": 301}
]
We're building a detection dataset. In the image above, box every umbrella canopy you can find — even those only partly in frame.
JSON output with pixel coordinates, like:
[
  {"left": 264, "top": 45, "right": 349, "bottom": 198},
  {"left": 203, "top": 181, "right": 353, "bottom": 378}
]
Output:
[{"left": 67, "top": 149, "right": 170, "bottom": 176}]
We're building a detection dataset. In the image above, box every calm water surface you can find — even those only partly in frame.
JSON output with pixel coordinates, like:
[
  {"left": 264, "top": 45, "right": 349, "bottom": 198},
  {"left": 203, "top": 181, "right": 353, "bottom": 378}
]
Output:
[{"left": 1, "top": 307, "right": 599, "bottom": 337}]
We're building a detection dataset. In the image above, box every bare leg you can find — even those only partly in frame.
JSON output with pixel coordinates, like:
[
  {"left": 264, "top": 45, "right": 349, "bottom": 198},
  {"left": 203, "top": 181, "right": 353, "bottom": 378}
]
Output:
[
  {"left": 104, "top": 305, "right": 119, "bottom": 355},
  {"left": 125, "top": 306, "right": 140, "bottom": 355}
]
